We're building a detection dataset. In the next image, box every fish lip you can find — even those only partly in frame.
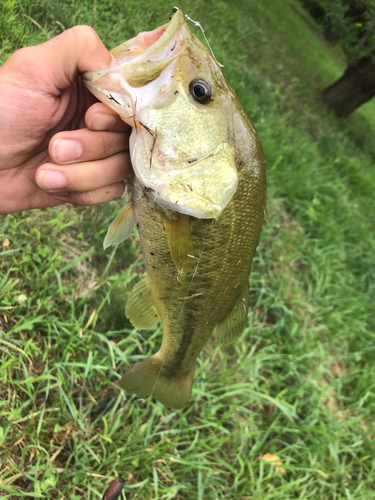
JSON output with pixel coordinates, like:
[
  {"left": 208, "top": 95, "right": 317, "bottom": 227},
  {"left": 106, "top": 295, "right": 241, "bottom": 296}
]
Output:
[
  {"left": 82, "top": 9, "right": 187, "bottom": 86},
  {"left": 124, "top": 9, "right": 187, "bottom": 64}
]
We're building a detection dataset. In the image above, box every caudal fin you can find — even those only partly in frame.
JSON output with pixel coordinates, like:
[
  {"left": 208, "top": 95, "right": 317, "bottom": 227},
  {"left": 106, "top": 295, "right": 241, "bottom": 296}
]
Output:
[{"left": 119, "top": 357, "right": 193, "bottom": 409}]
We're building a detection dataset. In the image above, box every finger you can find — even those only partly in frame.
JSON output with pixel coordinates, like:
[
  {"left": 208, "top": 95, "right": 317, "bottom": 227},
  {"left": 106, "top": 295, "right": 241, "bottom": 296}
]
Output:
[
  {"left": 50, "top": 182, "right": 126, "bottom": 206},
  {"left": 48, "top": 128, "right": 129, "bottom": 165},
  {"left": 36, "top": 151, "right": 131, "bottom": 193},
  {"left": 7, "top": 26, "right": 117, "bottom": 94},
  {"left": 85, "top": 102, "right": 130, "bottom": 132}
]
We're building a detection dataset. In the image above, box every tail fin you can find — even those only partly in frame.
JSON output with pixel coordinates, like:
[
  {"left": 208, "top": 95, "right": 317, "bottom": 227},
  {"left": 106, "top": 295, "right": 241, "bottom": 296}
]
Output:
[{"left": 119, "top": 356, "right": 193, "bottom": 409}]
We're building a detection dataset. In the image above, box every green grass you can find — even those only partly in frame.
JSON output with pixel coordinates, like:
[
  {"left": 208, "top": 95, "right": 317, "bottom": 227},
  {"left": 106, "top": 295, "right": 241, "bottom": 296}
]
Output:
[{"left": 1, "top": 0, "right": 375, "bottom": 498}]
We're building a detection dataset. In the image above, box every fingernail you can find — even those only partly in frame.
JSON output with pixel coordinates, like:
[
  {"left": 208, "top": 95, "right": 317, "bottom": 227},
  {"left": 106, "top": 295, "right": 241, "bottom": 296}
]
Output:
[
  {"left": 89, "top": 113, "right": 117, "bottom": 131},
  {"left": 37, "top": 171, "right": 66, "bottom": 190},
  {"left": 52, "top": 139, "right": 83, "bottom": 163}
]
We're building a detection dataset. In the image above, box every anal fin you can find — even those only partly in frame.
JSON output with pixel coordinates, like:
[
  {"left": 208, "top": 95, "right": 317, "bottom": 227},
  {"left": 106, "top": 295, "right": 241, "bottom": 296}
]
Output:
[
  {"left": 126, "top": 276, "right": 159, "bottom": 329},
  {"left": 163, "top": 212, "right": 195, "bottom": 273},
  {"left": 104, "top": 201, "right": 135, "bottom": 249},
  {"left": 215, "top": 282, "right": 249, "bottom": 345}
]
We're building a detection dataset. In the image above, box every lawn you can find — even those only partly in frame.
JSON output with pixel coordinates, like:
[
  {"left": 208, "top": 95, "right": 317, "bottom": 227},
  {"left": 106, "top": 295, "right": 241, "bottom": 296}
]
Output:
[{"left": 1, "top": 0, "right": 375, "bottom": 498}]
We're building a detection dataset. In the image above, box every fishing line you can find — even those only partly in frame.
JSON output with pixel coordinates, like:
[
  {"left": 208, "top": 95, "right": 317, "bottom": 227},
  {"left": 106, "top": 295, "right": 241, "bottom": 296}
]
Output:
[{"left": 173, "top": 7, "right": 223, "bottom": 66}]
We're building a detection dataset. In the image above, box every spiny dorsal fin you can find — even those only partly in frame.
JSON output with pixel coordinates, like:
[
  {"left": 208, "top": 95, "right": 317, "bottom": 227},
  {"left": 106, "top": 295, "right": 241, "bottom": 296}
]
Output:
[
  {"left": 125, "top": 276, "right": 159, "bottom": 329},
  {"left": 215, "top": 281, "right": 249, "bottom": 345},
  {"left": 163, "top": 213, "right": 195, "bottom": 273},
  {"left": 104, "top": 201, "right": 135, "bottom": 249}
]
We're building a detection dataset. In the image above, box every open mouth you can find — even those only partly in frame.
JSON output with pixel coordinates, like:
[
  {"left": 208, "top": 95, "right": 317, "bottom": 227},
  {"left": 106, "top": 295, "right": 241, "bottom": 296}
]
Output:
[
  {"left": 110, "top": 24, "right": 170, "bottom": 64},
  {"left": 82, "top": 9, "right": 188, "bottom": 91},
  {"left": 110, "top": 9, "right": 187, "bottom": 67}
]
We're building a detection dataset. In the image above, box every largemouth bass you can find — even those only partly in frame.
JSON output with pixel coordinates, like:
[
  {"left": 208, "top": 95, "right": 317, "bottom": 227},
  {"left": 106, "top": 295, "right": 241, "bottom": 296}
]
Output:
[{"left": 83, "top": 9, "right": 266, "bottom": 409}]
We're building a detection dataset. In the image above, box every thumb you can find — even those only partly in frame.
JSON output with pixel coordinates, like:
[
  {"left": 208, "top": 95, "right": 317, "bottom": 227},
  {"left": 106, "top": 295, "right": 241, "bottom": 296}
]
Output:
[{"left": 6, "top": 26, "right": 117, "bottom": 94}]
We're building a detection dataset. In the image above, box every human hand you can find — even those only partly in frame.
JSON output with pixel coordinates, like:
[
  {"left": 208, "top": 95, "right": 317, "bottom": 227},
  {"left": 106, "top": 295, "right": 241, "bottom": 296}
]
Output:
[{"left": 0, "top": 26, "right": 132, "bottom": 215}]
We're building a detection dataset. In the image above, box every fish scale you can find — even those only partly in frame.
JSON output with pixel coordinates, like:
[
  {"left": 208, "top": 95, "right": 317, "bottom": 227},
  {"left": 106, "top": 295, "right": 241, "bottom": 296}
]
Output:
[
  {"left": 83, "top": 9, "right": 266, "bottom": 408},
  {"left": 126, "top": 147, "right": 264, "bottom": 398}
]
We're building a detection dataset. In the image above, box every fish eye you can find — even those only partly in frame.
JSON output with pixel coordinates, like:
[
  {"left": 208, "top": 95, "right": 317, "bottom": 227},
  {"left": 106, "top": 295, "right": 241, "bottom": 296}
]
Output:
[{"left": 189, "top": 79, "right": 212, "bottom": 104}]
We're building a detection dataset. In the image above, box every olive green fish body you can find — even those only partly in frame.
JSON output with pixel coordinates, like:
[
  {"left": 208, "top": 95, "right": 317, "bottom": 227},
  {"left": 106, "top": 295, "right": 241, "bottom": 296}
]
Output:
[
  {"left": 122, "top": 105, "right": 265, "bottom": 407},
  {"left": 83, "top": 10, "right": 266, "bottom": 408}
]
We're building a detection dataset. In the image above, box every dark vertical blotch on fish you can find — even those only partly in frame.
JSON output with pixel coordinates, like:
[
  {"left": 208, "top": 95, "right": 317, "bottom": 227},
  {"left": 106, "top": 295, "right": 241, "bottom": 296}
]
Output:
[{"left": 166, "top": 295, "right": 207, "bottom": 376}]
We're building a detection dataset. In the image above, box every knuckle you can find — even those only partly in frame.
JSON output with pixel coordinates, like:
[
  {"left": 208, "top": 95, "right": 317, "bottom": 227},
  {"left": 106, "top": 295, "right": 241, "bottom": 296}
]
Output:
[
  {"left": 107, "top": 151, "right": 127, "bottom": 179},
  {"left": 98, "top": 136, "right": 110, "bottom": 158},
  {"left": 70, "top": 25, "right": 99, "bottom": 41},
  {"left": 117, "top": 151, "right": 132, "bottom": 175},
  {"left": 113, "top": 181, "right": 126, "bottom": 198},
  {"left": 86, "top": 170, "right": 98, "bottom": 192},
  {"left": 74, "top": 182, "right": 124, "bottom": 206},
  {"left": 95, "top": 133, "right": 124, "bottom": 159},
  {"left": 78, "top": 191, "right": 95, "bottom": 206},
  {"left": 68, "top": 25, "right": 102, "bottom": 50}
]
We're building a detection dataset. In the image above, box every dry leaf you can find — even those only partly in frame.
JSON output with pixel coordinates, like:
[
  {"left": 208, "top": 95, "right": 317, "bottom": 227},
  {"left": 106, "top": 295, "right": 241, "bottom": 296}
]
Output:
[
  {"left": 2, "top": 239, "right": 10, "bottom": 247},
  {"left": 262, "top": 453, "right": 285, "bottom": 473}
]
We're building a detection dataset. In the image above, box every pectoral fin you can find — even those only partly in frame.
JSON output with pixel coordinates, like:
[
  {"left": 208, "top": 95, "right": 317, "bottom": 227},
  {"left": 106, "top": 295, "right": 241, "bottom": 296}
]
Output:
[
  {"left": 126, "top": 276, "right": 159, "bottom": 329},
  {"left": 163, "top": 213, "right": 195, "bottom": 273},
  {"left": 104, "top": 201, "right": 135, "bottom": 249},
  {"left": 215, "top": 282, "right": 249, "bottom": 345}
]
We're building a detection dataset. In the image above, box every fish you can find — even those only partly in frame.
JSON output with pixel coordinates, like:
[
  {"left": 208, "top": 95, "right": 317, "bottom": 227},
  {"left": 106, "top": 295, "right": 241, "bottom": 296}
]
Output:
[{"left": 82, "top": 9, "right": 266, "bottom": 409}]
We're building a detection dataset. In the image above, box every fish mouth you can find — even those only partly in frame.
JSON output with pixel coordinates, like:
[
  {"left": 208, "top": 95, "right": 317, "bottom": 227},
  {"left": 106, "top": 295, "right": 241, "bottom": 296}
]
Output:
[
  {"left": 82, "top": 10, "right": 188, "bottom": 91},
  {"left": 111, "top": 9, "right": 187, "bottom": 67}
]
